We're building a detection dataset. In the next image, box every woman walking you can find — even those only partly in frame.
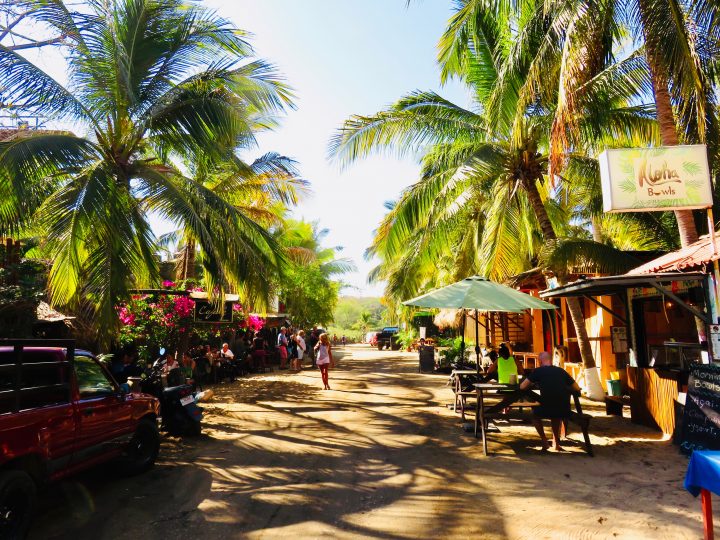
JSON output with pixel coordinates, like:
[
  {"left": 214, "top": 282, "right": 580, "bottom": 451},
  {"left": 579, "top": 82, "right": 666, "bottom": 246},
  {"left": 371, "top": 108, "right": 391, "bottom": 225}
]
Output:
[{"left": 314, "top": 333, "right": 334, "bottom": 390}]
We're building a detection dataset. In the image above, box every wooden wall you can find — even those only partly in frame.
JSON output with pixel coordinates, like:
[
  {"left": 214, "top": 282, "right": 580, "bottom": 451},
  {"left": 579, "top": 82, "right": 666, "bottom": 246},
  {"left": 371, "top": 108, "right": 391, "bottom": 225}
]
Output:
[{"left": 627, "top": 367, "right": 682, "bottom": 435}]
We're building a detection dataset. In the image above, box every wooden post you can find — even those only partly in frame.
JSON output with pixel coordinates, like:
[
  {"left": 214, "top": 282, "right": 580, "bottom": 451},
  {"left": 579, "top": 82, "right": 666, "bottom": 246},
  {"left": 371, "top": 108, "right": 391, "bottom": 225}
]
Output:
[{"left": 702, "top": 488, "right": 714, "bottom": 540}]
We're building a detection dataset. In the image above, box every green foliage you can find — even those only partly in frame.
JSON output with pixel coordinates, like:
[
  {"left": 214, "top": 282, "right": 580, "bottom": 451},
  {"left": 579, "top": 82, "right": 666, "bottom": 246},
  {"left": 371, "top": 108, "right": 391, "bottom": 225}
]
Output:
[
  {"left": 275, "top": 219, "right": 353, "bottom": 328},
  {"left": 396, "top": 327, "right": 417, "bottom": 349},
  {"left": 0, "top": 241, "right": 48, "bottom": 338},
  {"left": 283, "top": 263, "right": 339, "bottom": 328},
  {"left": 437, "top": 336, "right": 473, "bottom": 367},
  {"left": 0, "top": 259, "right": 46, "bottom": 306},
  {"left": 333, "top": 297, "right": 385, "bottom": 330}
]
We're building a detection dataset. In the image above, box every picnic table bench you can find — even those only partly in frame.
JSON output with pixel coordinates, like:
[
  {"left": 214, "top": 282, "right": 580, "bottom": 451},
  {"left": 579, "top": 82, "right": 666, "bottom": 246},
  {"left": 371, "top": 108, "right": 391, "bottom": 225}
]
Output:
[
  {"left": 450, "top": 369, "right": 482, "bottom": 421},
  {"left": 604, "top": 394, "right": 630, "bottom": 416},
  {"left": 474, "top": 383, "right": 593, "bottom": 457}
]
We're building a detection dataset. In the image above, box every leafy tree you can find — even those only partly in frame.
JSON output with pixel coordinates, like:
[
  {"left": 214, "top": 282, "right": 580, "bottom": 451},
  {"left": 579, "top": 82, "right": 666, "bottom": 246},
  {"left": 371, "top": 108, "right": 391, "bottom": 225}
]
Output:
[
  {"left": 163, "top": 151, "right": 307, "bottom": 305},
  {"left": 282, "top": 263, "right": 339, "bottom": 328},
  {"left": 358, "top": 310, "right": 373, "bottom": 336},
  {"left": 0, "top": 0, "right": 293, "bottom": 345},
  {"left": 275, "top": 219, "right": 355, "bottom": 328}
]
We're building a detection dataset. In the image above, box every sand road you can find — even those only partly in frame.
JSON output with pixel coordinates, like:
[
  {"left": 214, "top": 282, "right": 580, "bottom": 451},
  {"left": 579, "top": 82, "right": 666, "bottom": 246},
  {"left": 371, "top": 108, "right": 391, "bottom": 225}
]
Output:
[{"left": 30, "top": 345, "right": 703, "bottom": 539}]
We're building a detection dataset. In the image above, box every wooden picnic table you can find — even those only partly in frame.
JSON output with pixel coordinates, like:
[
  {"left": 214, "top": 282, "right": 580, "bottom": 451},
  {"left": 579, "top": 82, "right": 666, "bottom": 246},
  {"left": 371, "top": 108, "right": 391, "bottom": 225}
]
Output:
[
  {"left": 473, "top": 382, "right": 594, "bottom": 456},
  {"left": 474, "top": 382, "right": 540, "bottom": 456},
  {"left": 450, "top": 369, "right": 484, "bottom": 420}
]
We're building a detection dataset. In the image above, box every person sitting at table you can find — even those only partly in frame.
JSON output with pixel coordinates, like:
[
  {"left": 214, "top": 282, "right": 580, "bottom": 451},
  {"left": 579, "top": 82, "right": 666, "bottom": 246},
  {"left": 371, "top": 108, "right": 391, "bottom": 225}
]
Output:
[
  {"left": 519, "top": 351, "right": 581, "bottom": 452},
  {"left": 485, "top": 344, "right": 524, "bottom": 384}
]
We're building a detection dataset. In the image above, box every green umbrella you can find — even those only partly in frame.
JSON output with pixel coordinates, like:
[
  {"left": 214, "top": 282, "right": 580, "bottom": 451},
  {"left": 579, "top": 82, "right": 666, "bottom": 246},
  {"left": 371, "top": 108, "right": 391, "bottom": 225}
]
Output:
[{"left": 403, "top": 276, "right": 557, "bottom": 372}]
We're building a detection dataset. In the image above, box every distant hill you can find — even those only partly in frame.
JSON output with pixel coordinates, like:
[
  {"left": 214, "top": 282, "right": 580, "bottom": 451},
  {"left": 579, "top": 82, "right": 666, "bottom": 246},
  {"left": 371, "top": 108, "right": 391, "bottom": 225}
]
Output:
[{"left": 333, "top": 296, "right": 385, "bottom": 331}]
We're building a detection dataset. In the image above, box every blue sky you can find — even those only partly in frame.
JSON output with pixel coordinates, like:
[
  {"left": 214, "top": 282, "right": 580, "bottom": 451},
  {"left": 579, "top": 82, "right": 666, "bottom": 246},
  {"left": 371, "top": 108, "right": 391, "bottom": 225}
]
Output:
[{"left": 203, "top": 0, "right": 469, "bottom": 296}]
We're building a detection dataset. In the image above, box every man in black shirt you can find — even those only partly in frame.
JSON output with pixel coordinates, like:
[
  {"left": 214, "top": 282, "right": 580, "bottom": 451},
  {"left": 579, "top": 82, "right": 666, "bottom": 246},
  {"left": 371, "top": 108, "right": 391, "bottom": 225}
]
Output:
[{"left": 520, "top": 351, "right": 581, "bottom": 451}]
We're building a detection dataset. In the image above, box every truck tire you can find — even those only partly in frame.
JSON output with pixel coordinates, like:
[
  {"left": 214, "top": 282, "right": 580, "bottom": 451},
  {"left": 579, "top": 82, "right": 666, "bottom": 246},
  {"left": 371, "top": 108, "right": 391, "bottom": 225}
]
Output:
[
  {"left": 0, "top": 470, "right": 36, "bottom": 540},
  {"left": 120, "top": 418, "right": 160, "bottom": 476}
]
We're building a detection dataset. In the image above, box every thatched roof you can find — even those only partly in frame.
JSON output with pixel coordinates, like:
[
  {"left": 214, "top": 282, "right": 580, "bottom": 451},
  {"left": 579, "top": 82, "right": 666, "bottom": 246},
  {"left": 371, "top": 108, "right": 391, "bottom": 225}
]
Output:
[
  {"left": 36, "top": 301, "right": 74, "bottom": 322},
  {"left": 434, "top": 309, "right": 463, "bottom": 329}
]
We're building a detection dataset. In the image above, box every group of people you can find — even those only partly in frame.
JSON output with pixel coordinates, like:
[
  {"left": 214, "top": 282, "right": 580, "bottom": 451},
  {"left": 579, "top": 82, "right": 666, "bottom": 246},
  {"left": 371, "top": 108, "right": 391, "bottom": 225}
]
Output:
[
  {"left": 275, "top": 327, "right": 334, "bottom": 389},
  {"left": 146, "top": 326, "right": 337, "bottom": 391}
]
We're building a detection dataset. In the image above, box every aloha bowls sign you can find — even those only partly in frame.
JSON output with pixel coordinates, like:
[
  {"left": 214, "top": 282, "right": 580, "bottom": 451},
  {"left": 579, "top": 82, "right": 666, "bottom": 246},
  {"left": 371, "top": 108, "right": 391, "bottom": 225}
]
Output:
[{"left": 598, "top": 145, "right": 713, "bottom": 212}]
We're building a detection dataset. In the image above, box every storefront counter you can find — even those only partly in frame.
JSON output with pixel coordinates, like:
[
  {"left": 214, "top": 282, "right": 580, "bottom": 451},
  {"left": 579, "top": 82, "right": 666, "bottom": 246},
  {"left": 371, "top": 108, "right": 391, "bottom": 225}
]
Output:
[{"left": 627, "top": 366, "right": 687, "bottom": 435}]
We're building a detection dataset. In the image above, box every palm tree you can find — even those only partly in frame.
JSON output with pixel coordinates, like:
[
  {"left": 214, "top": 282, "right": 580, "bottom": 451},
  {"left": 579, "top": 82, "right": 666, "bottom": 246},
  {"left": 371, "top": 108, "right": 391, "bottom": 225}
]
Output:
[
  {"left": 359, "top": 310, "right": 373, "bottom": 340},
  {"left": 439, "top": 0, "right": 718, "bottom": 247},
  {"left": 275, "top": 219, "right": 356, "bottom": 278},
  {"left": 273, "top": 219, "right": 356, "bottom": 327},
  {"left": 330, "top": 4, "right": 658, "bottom": 398},
  {"left": 0, "top": 0, "right": 294, "bottom": 345},
  {"left": 166, "top": 152, "right": 307, "bottom": 303}
]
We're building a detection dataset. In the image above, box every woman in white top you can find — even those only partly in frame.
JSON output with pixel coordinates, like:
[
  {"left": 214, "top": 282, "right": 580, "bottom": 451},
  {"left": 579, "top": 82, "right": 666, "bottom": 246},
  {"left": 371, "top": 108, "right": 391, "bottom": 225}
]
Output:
[
  {"left": 314, "top": 332, "right": 334, "bottom": 390},
  {"left": 294, "top": 330, "right": 306, "bottom": 372}
]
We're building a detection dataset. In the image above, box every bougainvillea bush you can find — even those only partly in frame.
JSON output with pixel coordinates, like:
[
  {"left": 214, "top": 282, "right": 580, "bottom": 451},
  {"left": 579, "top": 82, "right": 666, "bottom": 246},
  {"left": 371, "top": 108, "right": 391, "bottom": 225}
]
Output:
[
  {"left": 116, "top": 281, "right": 264, "bottom": 361},
  {"left": 116, "top": 291, "right": 196, "bottom": 361}
]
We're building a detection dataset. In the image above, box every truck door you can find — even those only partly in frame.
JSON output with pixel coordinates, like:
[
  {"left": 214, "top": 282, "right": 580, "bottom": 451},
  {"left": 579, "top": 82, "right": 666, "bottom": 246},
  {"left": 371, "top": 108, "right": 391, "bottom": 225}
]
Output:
[{"left": 71, "top": 354, "right": 133, "bottom": 463}]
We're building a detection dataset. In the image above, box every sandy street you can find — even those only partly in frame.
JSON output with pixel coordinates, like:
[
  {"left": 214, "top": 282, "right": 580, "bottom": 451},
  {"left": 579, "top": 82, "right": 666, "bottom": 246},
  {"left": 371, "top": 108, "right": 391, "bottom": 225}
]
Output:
[{"left": 29, "top": 345, "right": 704, "bottom": 539}]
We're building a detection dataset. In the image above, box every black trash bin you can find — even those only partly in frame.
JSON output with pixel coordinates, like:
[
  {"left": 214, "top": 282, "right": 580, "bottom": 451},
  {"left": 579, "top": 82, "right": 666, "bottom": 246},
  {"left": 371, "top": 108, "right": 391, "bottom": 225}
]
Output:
[{"left": 419, "top": 346, "right": 435, "bottom": 373}]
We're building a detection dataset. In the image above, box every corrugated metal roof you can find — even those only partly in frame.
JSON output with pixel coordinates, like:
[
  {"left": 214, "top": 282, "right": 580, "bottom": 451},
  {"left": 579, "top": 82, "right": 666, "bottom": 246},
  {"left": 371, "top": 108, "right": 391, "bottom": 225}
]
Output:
[
  {"left": 539, "top": 272, "right": 707, "bottom": 298},
  {"left": 628, "top": 234, "right": 720, "bottom": 274}
]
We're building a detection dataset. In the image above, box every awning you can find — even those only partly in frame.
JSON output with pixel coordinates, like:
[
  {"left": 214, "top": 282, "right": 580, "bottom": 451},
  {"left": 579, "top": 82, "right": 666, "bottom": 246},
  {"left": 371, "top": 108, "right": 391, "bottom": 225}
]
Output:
[
  {"left": 539, "top": 271, "right": 709, "bottom": 324},
  {"left": 539, "top": 272, "right": 707, "bottom": 299}
]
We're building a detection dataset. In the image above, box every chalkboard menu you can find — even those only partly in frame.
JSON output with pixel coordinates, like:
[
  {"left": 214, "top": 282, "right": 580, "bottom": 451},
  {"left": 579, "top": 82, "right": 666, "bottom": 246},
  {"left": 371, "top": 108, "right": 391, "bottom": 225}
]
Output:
[{"left": 680, "top": 363, "right": 720, "bottom": 454}]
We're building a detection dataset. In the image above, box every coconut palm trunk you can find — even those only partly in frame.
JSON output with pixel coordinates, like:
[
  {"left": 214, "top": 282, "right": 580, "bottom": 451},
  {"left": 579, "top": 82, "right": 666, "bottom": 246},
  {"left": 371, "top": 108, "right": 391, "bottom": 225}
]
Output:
[
  {"left": 523, "top": 176, "right": 605, "bottom": 399},
  {"left": 638, "top": 0, "right": 699, "bottom": 248},
  {"left": 176, "top": 238, "right": 197, "bottom": 281}
]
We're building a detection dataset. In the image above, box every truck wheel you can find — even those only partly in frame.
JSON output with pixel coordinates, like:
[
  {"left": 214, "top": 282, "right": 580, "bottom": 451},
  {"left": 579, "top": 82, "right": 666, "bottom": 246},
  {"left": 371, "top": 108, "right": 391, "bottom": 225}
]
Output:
[
  {"left": 121, "top": 418, "right": 160, "bottom": 476},
  {"left": 0, "top": 470, "right": 36, "bottom": 539}
]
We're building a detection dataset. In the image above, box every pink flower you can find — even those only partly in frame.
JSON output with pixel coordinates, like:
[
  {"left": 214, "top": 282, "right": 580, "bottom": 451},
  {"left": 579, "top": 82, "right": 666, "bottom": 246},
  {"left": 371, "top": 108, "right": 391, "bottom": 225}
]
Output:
[
  {"left": 232, "top": 303, "right": 243, "bottom": 312},
  {"left": 173, "top": 296, "right": 195, "bottom": 318},
  {"left": 247, "top": 315, "right": 265, "bottom": 331},
  {"left": 118, "top": 306, "right": 136, "bottom": 326},
  {"left": 162, "top": 280, "right": 176, "bottom": 288}
]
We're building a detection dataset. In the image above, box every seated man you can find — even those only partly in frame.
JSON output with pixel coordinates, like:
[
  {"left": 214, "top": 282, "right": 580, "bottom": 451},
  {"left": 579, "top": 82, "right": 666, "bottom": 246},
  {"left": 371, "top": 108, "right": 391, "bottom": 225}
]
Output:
[{"left": 519, "top": 351, "right": 580, "bottom": 451}]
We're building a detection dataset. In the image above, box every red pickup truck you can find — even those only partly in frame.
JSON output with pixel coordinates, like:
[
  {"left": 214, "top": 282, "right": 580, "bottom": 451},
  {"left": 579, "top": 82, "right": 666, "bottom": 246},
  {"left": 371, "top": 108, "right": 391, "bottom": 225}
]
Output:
[{"left": 0, "top": 339, "right": 161, "bottom": 539}]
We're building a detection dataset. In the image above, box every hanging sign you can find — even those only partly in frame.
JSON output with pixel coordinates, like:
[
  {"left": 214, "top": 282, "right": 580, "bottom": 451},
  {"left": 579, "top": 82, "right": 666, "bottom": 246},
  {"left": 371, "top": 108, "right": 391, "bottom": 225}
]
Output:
[
  {"left": 598, "top": 145, "right": 712, "bottom": 212},
  {"left": 194, "top": 300, "right": 233, "bottom": 323}
]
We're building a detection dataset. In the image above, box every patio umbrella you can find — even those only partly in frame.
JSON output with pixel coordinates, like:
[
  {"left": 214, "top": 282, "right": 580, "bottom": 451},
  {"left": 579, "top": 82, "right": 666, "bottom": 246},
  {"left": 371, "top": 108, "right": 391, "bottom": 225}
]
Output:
[{"left": 402, "top": 276, "right": 557, "bottom": 373}]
